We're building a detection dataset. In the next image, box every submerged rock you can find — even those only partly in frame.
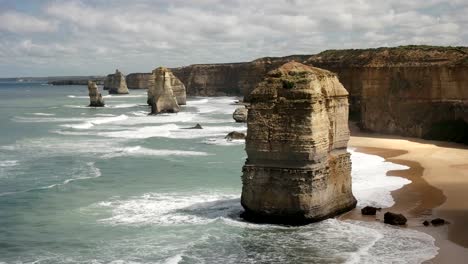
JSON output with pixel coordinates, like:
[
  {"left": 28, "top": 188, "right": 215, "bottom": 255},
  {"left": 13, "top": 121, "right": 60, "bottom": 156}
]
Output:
[
  {"left": 184, "top": 123, "right": 203, "bottom": 129},
  {"left": 87, "top": 81, "right": 105, "bottom": 107},
  {"left": 105, "top": 69, "right": 129, "bottom": 94},
  {"left": 240, "top": 61, "right": 356, "bottom": 224},
  {"left": 225, "top": 131, "right": 246, "bottom": 140},
  {"left": 384, "top": 212, "right": 407, "bottom": 225},
  {"left": 431, "top": 218, "right": 447, "bottom": 226},
  {"left": 148, "top": 67, "right": 186, "bottom": 106},
  {"left": 361, "top": 206, "right": 381, "bottom": 216},
  {"left": 147, "top": 67, "right": 180, "bottom": 114},
  {"left": 233, "top": 107, "right": 248, "bottom": 122}
]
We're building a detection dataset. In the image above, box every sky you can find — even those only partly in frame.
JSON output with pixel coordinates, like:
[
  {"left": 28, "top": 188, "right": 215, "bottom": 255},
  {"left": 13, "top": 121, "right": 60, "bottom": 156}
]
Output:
[{"left": 0, "top": 0, "right": 467, "bottom": 77}]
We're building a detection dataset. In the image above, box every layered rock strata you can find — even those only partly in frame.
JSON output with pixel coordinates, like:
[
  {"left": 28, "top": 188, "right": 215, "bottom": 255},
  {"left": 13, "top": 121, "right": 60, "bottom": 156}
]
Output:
[
  {"left": 104, "top": 69, "right": 129, "bottom": 94},
  {"left": 306, "top": 46, "right": 468, "bottom": 144},
  {"left": 171, "top": 55, "right": 311, "bottom": 97},
  {"left": 147, "top": 67, "right": 181, "bottom": 114},
  {"left": 87, "top": 81, "right": 105, "bottom": 107},
  {"left": 126, "top": 73, "right": 152, "bottom": 89},
  {"left": 171, "top": 46, "right": 468, "bottom": 144},
  {"left": 241, "top": 61, "right": 356, "bottom": 224},
  {"left": 148, "top": 67, "right": 186, "bottom": 106}
]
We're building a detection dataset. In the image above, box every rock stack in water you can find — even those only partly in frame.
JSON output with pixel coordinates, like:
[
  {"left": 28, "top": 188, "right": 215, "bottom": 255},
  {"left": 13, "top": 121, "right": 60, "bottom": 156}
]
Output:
[
  {"left": 87, "top": 81, "right": 105, "bottom": 107},
  {"left": 105, "top": 69, "right": 129, "bottom": 94},
  {"left": 147, "top": 67, "right": 182, "bottom": 114},
  {"left": 241, "top": 61, "right": 357, "bottom": 224},
  {"left": 148, "top": 67, "right": 186, "bottom": 106}
]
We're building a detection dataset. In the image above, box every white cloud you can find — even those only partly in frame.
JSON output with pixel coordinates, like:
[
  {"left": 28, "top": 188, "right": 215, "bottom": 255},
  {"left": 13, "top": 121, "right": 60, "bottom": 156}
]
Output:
[
  {"left": 0, "top": 0, "right": 467, "bottom": 77},
  {"left": 0, "top": 11, "right": 57, "bottom": 33}
]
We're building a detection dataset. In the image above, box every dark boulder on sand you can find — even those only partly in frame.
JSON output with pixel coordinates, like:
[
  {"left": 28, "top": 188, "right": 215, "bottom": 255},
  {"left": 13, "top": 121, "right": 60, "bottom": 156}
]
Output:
[
  {"left": 384, "top": 212, "right": 407, "bottom": 225},
  {"left": 361, "top": 206, "right": 381, "bottom": 215}
]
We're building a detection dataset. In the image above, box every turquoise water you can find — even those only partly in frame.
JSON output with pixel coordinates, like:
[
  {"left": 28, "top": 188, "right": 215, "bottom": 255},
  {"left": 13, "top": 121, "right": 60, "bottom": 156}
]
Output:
[{"left": 0, "top": 82, "right": 437, "bottom": 263}]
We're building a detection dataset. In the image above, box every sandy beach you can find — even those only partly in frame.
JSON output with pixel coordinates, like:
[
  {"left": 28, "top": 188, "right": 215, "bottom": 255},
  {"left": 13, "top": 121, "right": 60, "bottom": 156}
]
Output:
[{"left": 346, "top": 132, "right": 468, "bottom": 263}]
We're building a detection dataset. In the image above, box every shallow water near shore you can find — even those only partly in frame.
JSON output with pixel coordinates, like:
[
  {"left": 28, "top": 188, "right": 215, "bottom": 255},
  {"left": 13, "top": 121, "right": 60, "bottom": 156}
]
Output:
[{"left": 0, "top": 82, "right": 437, "bottom": 263}]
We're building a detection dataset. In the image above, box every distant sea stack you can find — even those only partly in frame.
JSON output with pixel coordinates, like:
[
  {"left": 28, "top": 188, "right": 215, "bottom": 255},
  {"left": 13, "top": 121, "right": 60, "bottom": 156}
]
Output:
[
  {"left": 87, "top": 81, "right": 105, "bottom": 107},
  {"left": 147, "top": 67, "right": 181, "bottom": 114},
  {"left": 241, "top": 61, "right": 356, "bottom": 224},
  {"left": 126, "top": 73, "right": 152, "bottom": 89},
  {"left": 104, "top": 69, "right": 129, "bottom": 94}
]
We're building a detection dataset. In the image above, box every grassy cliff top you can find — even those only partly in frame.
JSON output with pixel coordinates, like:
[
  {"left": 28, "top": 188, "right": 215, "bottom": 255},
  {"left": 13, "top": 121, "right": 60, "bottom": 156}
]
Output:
[{"left": 306, "top": 45, "right": 468, "bottom": 67}]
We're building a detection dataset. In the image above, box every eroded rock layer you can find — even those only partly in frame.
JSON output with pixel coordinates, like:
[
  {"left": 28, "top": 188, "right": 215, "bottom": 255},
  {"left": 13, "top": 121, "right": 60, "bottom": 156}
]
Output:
[
  {"left": 148, "top": 67, "right": 181, "bottom": 114},
  {"left": 105, "top": 69, "right": 129, "bottom": 94},
  {"left": 148, "top": 67, "right": 186, "bottom": 106},
  {"left": 306, "top": 46, "right": 468, "bottom": 144},
  {"left": 87, "top": 81, "right": 105, "bottom": 107},
  {"left": 241, "top": 61, "right": 356, "bottom": 224},
  {"left": 126, "top": 73, "right": 152, "bottom": 89},
  {"left": 171, "top": 46, "right": 468, "bottom": 144}
]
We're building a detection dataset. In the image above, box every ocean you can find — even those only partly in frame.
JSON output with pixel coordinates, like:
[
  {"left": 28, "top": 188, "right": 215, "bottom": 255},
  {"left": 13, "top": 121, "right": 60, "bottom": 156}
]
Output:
[{"left": 0, "top": 82, "right": 438, "bottom": 263}]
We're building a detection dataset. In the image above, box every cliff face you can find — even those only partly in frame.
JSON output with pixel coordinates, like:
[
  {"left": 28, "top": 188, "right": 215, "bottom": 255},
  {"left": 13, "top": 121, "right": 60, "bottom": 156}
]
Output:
[
  {"left": 241, "top": 62, "right": 356, "bottom": 224},
  {"left": 306, "top": 46, "right": 468, "bottom": 143},
  {"left": 126, "top": 73, "right": 152, "bottom": 89},
  {"left": 104, "top": 70, "right": 129, "bottom": 94},
  {"left": 171, "top": 46, "right": 467, "bottom": 144},
  {"left": 147, "top": 67, "right": 181, "bottom": 114},
  {"left": 171, "top": 55, "right": 310, "bottom": 97}
]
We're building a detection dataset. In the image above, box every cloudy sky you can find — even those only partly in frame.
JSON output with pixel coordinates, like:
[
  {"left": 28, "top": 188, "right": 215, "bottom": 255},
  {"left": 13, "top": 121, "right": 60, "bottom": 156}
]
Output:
[{"left": 0, "top": 0, "right": 466, "bottom": 77}]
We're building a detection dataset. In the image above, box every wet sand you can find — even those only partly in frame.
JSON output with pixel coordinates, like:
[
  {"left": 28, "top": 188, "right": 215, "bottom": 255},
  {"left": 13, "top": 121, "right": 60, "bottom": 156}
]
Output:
[{"left": 344, "top": 132, "right": 468, "bottom": 263}]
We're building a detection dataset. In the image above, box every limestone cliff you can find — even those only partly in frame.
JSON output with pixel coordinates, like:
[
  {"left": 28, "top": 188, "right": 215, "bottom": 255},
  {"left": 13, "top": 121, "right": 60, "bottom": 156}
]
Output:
[
  {"left": 171, "top": 55, "right": 310, "bottom": 97},
  {"left": 87, "top": 81, "right": 105, "bottom": 107},
  {"left": 126, "top": 73, "right": 152, "bottom": 89},
  {"left": 241, "top": 61, "right": 356, "bottom": 224},
  {"left": 170, "top": 46, "right": 467, "bottom": 144},
  {"left": 306, "top": 46, "right": 468, "bottom": 144},
  {"left": 147, "top": 67, "right": 181, "bottom": 114},
  {"left": 104, "top": 70, "right": 129, "bottom": 94}
]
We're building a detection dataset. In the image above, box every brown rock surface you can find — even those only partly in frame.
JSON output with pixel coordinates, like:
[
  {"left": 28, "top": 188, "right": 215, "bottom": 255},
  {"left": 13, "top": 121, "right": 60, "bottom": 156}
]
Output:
[
  {"left": 170, "top": 46, "right": 468, "bottom": 144},
  {"left": 240, "top": 61, "right": 356, "bottom": 224},
  {"left": 104, "top": 69, "right": 129, "bottom": 94},
  {"left": 126, "top": 73, "right": 152, "bottom": 89},
  {"left": 87, "top": 81, "right": 105, "bottom": 107},
  {"left": 147, "top": 67, "right": 181, "bottom": 114},
  {"left": 171, "top": 55, "right": 310, "bottom": 97}
]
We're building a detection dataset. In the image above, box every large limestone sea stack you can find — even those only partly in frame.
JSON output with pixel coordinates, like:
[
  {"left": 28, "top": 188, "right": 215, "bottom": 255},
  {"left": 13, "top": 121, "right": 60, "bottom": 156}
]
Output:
[
  {"left": 148, "top": 67, "right": 187, "bottom": 106},
  {"left": 87, "top": 81, "right": 105, "bottom": 107},
  {"left": 104, "top": 69, "right": 129, "bottom": 94},
  {"left": 147, "top": 67, "right": 184, "bottom": 114},
  {"left": 241, "top": 61, "right": 356, "bottom": 224}
]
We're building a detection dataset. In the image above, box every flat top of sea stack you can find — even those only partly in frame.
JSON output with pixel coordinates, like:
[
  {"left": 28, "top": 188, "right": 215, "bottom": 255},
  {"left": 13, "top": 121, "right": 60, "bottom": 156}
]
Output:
[{"left": 250, "top": 61, "right": 348, "bottom": 100}]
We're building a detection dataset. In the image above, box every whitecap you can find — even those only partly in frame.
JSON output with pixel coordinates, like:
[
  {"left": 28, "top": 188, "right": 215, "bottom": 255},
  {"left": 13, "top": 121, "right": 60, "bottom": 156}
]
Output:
[
  {"left": 90, "top": 192, "right": 240, "bottom": 226},
  {"left": 107, "top": 103, "right": 140, "bottom": 108},
  {"left": 203, "top": 137, "right": 245, "bottom": 146},
  {"left": 350, "top": 149, "right": 411, "bottom": 208},
  {"left": 102, "top": 146, "right": 210, "bottom": 159},
  {"left": 30, "top": 112, "right": 55, "bottom": 116},
  {"left": 0, "top": 160, "right": 18, "bottom": 167},
  {"left": 60, "top": 114, "right": 129, "bottom": 129}
]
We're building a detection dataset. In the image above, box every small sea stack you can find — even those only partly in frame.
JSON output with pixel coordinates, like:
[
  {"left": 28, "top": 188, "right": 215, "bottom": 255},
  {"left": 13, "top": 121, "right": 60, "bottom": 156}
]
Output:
[
  {"left": 87, "top": 81, "right": 105, "bottom": 107},
  {"left": 240, "top": 61, "right": 357, "bottom": 224},
  {"left": 147, "top": 67, "right": 181, "bottom": 114},
  {"left": 105, "top": 69, "right": 129, "bottom": 94}
]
